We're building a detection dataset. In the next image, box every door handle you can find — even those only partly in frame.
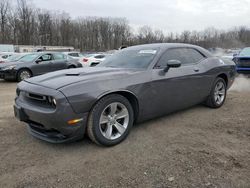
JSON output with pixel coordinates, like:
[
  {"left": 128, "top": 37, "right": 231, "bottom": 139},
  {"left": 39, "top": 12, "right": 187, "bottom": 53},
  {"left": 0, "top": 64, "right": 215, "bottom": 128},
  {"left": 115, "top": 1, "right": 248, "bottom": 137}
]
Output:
[{"left": 194, "top": 67, "right": 200, "bottom": 72}]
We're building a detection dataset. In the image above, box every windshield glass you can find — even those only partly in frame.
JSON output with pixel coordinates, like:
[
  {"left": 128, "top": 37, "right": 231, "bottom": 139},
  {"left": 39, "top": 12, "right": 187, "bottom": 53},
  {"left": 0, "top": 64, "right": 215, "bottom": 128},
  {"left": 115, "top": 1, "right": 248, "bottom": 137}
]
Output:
[
  {"left": 239, "top": 48, "right": 250, "bottom": 57},
  {"left": 98, "top": 48, "right": 158, "bottom": 69},
  {"left": 19, "top": 54, "right": 39, "bottom": 62},
  {"left": 7, "top": 54, "right": 25, "bottom": 61}
]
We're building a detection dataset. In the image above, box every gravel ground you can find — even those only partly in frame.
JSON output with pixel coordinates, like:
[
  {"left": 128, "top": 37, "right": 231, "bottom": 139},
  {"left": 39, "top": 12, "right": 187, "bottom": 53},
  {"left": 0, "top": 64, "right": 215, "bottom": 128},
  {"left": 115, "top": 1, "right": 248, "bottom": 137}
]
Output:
[{"left": 0, "top": 77, "right": 249, "bottom": 188}]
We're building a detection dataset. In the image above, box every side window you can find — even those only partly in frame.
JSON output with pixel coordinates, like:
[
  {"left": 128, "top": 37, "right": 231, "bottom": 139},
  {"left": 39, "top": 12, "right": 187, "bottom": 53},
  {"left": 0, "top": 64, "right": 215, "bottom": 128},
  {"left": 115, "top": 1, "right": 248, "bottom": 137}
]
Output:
[
  {"left": 95, "top": 55, "right": 105, "bottom": 59},
  {"left": 156, "top": 48, "right": 205, "bottom": 68},
  {"left": 2, "top": 55, "right": 9, "bottom": 59},
  {"left": 38, "top": 54, "right": 52, "bottom": 62},
  {"left": 156, "top": 49, "right": 182, "bottom": 68},
  {"left": 181, "top": 48, "right": 205, "bottom": 65},
  {"left": 53, "top": 53, "right": 66, "bottom": 60}
]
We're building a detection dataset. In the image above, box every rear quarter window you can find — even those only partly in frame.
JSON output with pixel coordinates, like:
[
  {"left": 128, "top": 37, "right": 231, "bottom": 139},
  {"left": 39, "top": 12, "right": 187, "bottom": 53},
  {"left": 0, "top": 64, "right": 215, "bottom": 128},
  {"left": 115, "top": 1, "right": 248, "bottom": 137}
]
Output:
[
  {"left": 69, "top": 53, "right": 79, "bottom": 57},
  {"left": 54, "top": 53, "right": 66, "bottom": 60}
]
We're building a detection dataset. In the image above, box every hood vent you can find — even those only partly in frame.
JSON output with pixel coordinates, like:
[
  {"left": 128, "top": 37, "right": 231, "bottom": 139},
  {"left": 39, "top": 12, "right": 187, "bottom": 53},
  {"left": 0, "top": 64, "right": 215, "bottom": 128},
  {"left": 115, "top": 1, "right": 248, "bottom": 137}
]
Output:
[{"left": 65, "top": 73, "right": 80, "bottom": 76}]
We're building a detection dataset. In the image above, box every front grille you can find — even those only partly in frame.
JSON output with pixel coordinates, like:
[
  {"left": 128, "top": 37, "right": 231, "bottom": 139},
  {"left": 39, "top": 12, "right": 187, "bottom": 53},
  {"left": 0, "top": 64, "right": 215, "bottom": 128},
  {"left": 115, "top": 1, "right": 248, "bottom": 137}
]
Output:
[
  {"left": 23, "top": 92, "right": 56, "bottom": 108},
  {"left": 27, "top": 93, "right": 47, "bottom": 101},
  {"left": 235, "top": 58, "right": 250, "bottom": 67}
]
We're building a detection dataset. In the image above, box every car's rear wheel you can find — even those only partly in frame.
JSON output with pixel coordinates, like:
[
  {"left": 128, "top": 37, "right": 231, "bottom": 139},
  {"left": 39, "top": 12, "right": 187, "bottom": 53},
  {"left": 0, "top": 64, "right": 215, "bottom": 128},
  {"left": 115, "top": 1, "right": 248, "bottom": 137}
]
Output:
[
  {"left": 205, "top": 77, "right": 227, "bottom": 108},
  {"left": 68, "top": 65, "right": 76, "bottom": 69},
  {"left": 17, "top": 69, "right": 32, "bottom": 82},
  {"left": 87, "top": 94, "right": 134, "bottom": 146}
]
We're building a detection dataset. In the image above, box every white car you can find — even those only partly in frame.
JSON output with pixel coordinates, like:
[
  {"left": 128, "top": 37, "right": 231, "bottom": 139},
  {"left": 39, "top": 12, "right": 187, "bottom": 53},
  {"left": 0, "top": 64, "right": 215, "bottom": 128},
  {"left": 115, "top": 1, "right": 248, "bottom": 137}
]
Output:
[
  {"left": 63, "top": 52, "right": 84, "bottom": 59},
  {"left": 80, "top": 54, "right": 111, "bottom": 67},
  {"left": 0, "top": 52, "right": 15, "bottom": 63}
]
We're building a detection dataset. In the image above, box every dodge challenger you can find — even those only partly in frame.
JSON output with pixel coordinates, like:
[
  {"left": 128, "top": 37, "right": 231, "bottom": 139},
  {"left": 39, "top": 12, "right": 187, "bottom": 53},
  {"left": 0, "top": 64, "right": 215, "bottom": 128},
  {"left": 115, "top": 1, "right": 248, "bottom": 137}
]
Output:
[{"left": 14, "top": 43, "right": 236, "bottom": 146}]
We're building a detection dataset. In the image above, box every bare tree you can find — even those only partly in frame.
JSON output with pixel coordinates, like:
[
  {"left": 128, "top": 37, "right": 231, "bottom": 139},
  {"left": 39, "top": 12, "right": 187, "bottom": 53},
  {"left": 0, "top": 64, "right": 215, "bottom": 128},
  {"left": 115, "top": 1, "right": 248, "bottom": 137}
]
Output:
[
  {"left": 0, "top": 0, "right": 10, "bottom": 43},
  {"left": 2, "top": 0, "right": 250, "bottom": 51}
]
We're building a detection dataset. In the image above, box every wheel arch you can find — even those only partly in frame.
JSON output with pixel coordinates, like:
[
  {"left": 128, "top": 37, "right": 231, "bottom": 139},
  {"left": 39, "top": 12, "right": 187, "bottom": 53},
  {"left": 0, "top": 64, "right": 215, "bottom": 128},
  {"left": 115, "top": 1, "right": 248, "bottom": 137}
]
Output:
[
  {"left": 96, "top": 90, "right": 139, "bottom": 121},
  {"left": 68, "top": 64, "right": 76, "bottom": 68},
  {"left": 217, "top": 73, "right": 228, "bottom": 87},
  {"left": 16, "top": 67, "right": 33, "bottom": 80}
]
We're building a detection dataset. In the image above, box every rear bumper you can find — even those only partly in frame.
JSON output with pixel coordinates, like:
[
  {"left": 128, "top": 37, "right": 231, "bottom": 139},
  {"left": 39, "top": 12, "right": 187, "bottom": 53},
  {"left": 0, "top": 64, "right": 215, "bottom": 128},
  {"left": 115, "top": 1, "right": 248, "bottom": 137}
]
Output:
[{"left": 14, "top": 81, "right": 89, "bottom": 143}]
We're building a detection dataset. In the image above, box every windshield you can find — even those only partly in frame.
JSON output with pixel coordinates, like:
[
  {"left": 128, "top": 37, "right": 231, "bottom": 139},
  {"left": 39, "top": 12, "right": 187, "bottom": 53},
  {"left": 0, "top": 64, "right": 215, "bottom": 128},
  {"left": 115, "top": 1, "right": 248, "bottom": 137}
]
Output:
[
  {"left": 98, "top": 48, "right": 158, "bottom": 69},
  {"left": 239, "top": 48, "right": 250, "bottom": 57},
  {"left": 7, "top": 54, "right": 24, "bottom": 61},
  {"left": 19, "top": 54, "right": 39, "bottom": 62}
]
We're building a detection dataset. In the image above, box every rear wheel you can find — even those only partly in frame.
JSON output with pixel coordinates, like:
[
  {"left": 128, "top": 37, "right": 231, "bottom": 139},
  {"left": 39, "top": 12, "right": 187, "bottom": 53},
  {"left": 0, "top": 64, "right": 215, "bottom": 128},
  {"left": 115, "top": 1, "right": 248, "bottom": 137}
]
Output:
[
  {"left": 17, "top": 69, "right": 32, "bottom": 82},
  {"left": 205, "top": 77, "right": 227, "bottom": 108},
  {"left": 87, "top": 94, "right": 134, "bottom": 146},
  {"left": 68, "top": 65, "right": 76, "bottom": 69}
]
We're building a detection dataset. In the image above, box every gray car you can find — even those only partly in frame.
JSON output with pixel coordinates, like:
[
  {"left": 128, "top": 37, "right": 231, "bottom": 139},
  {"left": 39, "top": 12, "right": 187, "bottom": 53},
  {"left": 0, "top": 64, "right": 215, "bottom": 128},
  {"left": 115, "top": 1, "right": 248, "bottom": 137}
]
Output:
[
  {"left": 14, "top": 43, "right": 236, "bottom": 146},
  {"left": 0, "top": 52, "right": 82, "bottom": 81}
]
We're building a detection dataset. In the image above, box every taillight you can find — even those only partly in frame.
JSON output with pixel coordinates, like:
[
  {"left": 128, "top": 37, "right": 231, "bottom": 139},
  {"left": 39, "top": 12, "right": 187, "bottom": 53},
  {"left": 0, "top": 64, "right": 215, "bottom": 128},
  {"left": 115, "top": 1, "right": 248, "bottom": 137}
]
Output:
[{"left": 83, "top": 58, "right": 88, "bottom": 63}]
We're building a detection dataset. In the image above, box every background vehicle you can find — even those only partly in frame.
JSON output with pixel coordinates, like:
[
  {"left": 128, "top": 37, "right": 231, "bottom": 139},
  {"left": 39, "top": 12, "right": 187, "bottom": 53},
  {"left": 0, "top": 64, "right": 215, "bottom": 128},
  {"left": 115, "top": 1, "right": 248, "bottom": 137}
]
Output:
[
  {"left": 0, "top": 52, "right": 82, "bottom": 81},
  {"left": 233, "top": 47, "right": 250, "bottom": 73},
  {"left": 0, "top": 52, "right": 15, "bottom": 63},
  {"left": 80, "top": 53, "right": 112, "bottom": 67},
  {"left": 14, "top": 43, "right": 236, "bottom": 146}
]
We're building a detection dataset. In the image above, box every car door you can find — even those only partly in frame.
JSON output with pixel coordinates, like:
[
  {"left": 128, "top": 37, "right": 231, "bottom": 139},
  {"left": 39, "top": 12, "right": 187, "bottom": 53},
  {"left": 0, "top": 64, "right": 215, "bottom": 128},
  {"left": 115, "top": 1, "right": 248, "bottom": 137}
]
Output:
[
  {"left": 144, "top": 47, "right": 209, "bottom": 118},
  {"left": 31, "top": 53, "right": 53, "bottom": 75},
  {"left": 50, "top": 53, "right": 68, "bottom": 71}
]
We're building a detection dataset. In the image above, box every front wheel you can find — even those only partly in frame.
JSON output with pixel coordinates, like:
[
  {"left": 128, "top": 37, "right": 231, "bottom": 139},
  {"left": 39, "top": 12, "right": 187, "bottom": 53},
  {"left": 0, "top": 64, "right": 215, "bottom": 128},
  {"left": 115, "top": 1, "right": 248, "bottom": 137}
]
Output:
[
  {"left": 17, "top": 69, "right": 32, "bottom": 82},
  {"left": 87, "top": 94, "right": 134, "bottom": 146},
  {"left": 205, "top": 77, "right": 227, "bottom": 108}
]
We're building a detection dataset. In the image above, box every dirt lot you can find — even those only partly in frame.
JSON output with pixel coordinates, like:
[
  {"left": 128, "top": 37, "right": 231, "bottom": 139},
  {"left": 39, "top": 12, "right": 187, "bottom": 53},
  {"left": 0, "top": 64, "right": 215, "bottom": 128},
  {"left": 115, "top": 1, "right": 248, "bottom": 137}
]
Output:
[{"left": 0, "top": 77, "right": 250, "bottom": 188}]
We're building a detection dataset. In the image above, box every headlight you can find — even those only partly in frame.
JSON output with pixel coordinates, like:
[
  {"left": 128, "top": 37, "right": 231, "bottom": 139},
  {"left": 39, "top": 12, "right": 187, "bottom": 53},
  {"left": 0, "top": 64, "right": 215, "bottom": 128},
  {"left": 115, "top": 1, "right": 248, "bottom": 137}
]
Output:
[
  {"left": 52, "top": 98, "right": 57, "bottom": 106},
  {"left": 2, "top": 65, "right": 16, "bottom": 70},
  {"left": 47, "top": 96, "right": 57, "bottom": 107}
]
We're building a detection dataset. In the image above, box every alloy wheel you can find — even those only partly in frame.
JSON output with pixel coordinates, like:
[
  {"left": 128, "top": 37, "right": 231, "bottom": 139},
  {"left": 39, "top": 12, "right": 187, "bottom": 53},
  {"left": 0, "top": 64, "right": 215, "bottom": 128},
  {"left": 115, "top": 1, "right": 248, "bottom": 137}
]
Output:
[
  {"left": 214, "top": 81, "right": 226, "bottom": 105},
  {"left": 99, "top": 102, "right": 129, "bottom": 140},
  {"left": 20, "top": 70, "right": 31, "bottom": 80}
]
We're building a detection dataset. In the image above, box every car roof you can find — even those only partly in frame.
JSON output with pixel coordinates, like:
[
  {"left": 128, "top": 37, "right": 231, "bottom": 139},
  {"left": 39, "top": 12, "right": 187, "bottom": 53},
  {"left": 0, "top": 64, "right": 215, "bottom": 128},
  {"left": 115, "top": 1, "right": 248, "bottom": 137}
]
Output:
[
  {"left": 125, "top": 43, "right": 212, "bottom": 57},
  {"left": 63, "top": 51, "right": 80, "bottom": 54}
]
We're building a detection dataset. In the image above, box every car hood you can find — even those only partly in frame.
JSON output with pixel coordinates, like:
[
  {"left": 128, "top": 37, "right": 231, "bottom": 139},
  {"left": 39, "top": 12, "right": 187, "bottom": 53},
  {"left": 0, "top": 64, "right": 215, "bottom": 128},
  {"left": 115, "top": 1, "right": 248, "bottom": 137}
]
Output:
[
  {"left": 0, "top": 61, "right": 18, "bottom": 67},
  {"left": 24, "top": 67, "right": 142, "bottom": 90}
]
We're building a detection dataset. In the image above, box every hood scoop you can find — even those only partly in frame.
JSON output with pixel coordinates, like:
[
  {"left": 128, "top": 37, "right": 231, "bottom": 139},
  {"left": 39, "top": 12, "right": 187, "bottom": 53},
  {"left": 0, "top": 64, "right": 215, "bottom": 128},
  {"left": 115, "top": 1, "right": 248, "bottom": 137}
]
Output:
[{"left": 65, "top": 73, "right": 80, "bottom": 76}]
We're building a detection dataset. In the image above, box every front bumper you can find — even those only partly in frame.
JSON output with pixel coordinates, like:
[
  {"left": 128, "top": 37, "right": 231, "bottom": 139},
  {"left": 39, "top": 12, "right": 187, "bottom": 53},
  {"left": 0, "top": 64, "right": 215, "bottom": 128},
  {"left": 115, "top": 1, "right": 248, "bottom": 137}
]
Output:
[
  {"left": 0, "top": 69, "right": 17, "bottom": 80},
  {"left": 236, "top": 66, "right": 250, "bottom": 74},
  {"left": 14, "top": 81, "right": 88, "bottom": 143}
]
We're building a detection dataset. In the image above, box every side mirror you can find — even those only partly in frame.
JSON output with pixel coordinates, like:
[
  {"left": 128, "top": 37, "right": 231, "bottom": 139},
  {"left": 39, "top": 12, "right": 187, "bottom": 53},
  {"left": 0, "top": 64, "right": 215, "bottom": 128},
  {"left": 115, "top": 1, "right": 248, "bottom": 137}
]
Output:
[
  {"left": 233, "top": 53, "right": 238, "bottom": 57},
  {"left": 163, "top": 60, "right": 181, "bottom": 72},
  {"left": 35, "top": 59, "right": 42, "bottom": 64}
]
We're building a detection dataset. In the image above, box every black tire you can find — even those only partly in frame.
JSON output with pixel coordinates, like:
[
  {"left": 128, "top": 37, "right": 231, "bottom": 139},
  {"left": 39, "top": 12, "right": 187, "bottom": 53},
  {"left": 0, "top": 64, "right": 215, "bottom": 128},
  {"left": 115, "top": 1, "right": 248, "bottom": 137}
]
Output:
[
  {"left": 17, "top": 69, "right": 32, "bottom": 82},
  {"left": 87, "top": 94, "right": 134, "bottom": 146},
  {"left": 205, "top": 77, "right": 227, "bottom": 108},
  {"left": 68, "top": 65, "right": 76, "bottom": 69}
]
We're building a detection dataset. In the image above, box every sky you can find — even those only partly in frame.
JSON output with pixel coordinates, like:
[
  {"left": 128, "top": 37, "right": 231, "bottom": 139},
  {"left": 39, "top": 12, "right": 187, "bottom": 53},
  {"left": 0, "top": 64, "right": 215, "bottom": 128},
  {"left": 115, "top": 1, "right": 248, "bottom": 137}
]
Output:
[{"left": 32, "top": 0, "right": 250, "bottom": 33}]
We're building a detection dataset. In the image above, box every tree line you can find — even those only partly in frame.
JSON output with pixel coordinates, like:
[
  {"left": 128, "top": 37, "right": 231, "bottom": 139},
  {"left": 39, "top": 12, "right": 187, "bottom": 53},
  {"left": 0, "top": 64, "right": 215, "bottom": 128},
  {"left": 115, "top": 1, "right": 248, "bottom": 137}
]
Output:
[{"left": 1, "top": 0, "right": 250, "bottom": 51}]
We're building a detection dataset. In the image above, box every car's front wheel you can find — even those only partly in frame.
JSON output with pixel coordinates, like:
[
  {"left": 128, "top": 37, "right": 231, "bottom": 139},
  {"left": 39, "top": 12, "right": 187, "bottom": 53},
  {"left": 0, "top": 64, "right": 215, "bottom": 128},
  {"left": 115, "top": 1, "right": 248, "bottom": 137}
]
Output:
[
  {"left": 87, "top": 94, "right": 134, "bottom": 146},
  {"left": 205, "top": 77, "right": 227, "bottom": 108},
  {"left": 17, "top": 69, "right": 32, "bottom": 82}
]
